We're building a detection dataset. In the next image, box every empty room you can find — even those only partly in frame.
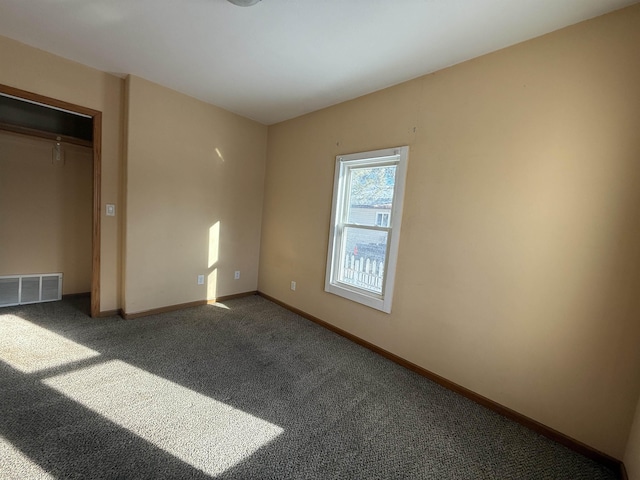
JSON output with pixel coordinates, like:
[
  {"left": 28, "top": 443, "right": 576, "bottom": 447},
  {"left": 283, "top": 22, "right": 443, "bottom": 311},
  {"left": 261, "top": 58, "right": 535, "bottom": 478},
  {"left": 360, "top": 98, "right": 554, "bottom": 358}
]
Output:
[{"left": 1, "top": 0, "right": 640, "bottom": 478}]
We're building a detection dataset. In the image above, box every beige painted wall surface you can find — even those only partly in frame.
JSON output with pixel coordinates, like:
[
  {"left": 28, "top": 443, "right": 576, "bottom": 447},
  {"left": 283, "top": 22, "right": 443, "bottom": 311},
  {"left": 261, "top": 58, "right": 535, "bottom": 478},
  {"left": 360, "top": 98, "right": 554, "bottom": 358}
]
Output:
[
  {"left": 260, "top": 5, "right": 640, "bottom": 458},
  {"left": 0, "top": 35, "right": 123, "bottom": 312},
  {"left": 626, "top": 396, "right": 640, "bottom": 480},
  {"left": 124, "top": 75, "right": 267, "bottom": 314},
  {"left": 0, "top": 133, "right": 92, "bottom": 294}
]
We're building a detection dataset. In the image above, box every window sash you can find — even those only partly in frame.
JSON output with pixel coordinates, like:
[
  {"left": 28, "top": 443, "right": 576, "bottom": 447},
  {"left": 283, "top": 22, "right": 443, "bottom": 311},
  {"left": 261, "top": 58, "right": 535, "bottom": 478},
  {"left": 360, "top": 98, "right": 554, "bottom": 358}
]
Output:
[{"left": 341, "top": 223, "right": 390, "bottom": 232}]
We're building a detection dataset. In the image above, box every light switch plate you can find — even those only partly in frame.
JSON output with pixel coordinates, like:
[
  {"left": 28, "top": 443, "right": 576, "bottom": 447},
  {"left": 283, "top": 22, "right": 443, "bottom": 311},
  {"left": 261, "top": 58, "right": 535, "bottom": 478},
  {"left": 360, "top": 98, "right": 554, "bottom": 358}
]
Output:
[{"left": 106, "top": 204, "right": 116, "bottom": 216}]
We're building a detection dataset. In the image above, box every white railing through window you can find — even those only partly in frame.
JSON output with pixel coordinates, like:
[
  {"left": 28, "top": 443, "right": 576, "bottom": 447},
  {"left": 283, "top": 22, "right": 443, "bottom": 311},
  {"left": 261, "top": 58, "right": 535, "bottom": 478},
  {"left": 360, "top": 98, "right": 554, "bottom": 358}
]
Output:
[{"left": 341, "top": 254, "right": 385, "bottom": 293}]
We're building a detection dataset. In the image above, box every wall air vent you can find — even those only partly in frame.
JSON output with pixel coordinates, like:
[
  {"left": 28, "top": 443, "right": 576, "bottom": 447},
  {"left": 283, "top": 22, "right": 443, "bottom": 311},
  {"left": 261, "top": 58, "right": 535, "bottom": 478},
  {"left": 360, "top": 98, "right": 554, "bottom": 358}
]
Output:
[{"left": 0, "top": 274, "right": 63, "bottom": 308}]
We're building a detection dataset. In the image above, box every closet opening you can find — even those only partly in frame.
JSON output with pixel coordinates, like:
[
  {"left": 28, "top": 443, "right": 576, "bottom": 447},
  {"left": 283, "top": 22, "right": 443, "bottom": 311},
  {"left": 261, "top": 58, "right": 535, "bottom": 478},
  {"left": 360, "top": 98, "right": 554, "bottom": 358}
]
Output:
[{"left": 0, "top": 84, "right": 102, "bottom": 317}]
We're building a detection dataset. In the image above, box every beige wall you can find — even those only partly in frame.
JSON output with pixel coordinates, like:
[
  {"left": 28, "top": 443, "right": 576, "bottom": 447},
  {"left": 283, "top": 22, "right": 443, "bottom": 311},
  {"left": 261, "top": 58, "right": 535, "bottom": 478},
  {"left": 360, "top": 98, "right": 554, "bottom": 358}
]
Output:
[
  {"left": 0, "top": 35, "right": 123, "bottom": 312},
  {"left": 123, "top": 75, "right": 267, "bottom": 314},
  {"left": 260, "top": 5, "right": 640, "bottom": 458},
  {"left": 0, "top": 132, "right": 92, "bottom": 294},
  {"left": 626, "top": 396, "right": 640, "bottom": 479}
]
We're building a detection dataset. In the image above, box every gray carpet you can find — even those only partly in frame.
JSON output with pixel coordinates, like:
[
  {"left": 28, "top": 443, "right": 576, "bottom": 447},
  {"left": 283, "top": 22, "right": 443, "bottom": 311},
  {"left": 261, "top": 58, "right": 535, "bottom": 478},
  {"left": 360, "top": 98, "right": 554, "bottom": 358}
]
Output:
[{"left": 0, "top": 295, "right": 619, "bottom": 479}]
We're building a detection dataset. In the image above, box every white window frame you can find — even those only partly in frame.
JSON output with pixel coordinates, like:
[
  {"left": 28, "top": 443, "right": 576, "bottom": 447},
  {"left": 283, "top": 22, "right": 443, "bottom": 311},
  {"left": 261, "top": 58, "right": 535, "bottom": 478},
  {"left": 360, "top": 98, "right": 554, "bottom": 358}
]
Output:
[{"left": 324, "top": 146, "right": 409, "bottom": 313}]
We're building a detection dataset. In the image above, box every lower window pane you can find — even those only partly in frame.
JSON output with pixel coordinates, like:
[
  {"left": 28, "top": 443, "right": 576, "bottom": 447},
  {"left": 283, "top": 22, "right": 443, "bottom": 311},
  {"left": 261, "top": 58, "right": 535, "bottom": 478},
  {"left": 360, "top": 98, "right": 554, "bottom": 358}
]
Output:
[{"left": 338, "top": 227, "right": 388, "bottom": 294}]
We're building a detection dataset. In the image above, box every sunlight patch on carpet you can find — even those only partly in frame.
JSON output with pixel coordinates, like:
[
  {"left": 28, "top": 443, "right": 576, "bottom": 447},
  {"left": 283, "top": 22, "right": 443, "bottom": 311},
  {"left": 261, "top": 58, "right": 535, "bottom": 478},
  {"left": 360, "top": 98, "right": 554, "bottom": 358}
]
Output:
[
  {"left": 209, "top": 302, "right": 230, "bottom": 310},
  {"left": 43, "top": 360, "right": 283, "bottom": 476},
  {"left": 0, "top": 435, "right": 54, "bottom": 479},
  {"left": 0, "top": 315, "right": 100, "bottom": 373}
]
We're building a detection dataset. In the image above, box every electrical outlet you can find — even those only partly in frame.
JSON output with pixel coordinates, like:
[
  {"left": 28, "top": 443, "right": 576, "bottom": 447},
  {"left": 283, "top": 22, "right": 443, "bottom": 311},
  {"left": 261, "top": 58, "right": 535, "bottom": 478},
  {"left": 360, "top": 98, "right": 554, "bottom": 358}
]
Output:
[
  {"left": 290, "top": 281, "right": 296, "bottom": 291},
  {"left": 234, "top": 271, "right": 240, "bottom": 280},
  {"left": 197, "top": 275, "right": 205, "bottom": 285}
]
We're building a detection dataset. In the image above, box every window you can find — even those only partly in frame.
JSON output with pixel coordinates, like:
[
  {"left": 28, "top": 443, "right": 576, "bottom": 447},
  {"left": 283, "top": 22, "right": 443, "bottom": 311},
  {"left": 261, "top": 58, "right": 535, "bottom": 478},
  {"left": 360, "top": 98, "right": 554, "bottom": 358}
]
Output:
[
  {"left": 325, "top": 146, "right": 408, "bottom": 313},
  {"left": 375, "top": 212, "right": 390, "bottom": 227}
]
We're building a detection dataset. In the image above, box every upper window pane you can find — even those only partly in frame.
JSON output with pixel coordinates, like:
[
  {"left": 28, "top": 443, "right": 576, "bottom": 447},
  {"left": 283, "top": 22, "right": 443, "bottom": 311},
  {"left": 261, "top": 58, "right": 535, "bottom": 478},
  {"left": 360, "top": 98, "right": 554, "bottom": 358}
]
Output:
[{"left": 346, "top": 165, "right": 397, "bottom": 226}]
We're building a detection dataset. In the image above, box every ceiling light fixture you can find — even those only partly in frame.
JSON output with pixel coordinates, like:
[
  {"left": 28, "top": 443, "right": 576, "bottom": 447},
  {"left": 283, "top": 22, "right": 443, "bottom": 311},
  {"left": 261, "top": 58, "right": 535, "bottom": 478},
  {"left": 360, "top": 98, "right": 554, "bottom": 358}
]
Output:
[{"left": 227, "top": 0, "right": 261, "bottom": 6}]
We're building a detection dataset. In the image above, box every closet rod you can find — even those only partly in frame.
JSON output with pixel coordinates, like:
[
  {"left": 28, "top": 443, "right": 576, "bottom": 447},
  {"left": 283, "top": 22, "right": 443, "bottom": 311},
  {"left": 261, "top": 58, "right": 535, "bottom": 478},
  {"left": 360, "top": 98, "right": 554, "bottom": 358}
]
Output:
[{"left": 0, "top": 122, "right": 92, "bottom": 148}]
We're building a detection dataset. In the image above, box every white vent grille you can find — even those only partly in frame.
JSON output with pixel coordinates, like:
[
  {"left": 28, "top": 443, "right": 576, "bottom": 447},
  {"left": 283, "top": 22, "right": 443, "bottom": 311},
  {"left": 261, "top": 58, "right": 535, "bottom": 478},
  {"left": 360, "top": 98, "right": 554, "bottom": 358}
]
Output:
[
  {"left": 21, "top": 277, "right": 40, "bottom": 304},
  {"left": 0, "top": 274, "right": 63, "bottom": 307},
  {"left": 0, "top": 278, "right": 20, "bottom": 306},
  {"left": 42, "top": 275, "right": 61, "bottom": 302}
]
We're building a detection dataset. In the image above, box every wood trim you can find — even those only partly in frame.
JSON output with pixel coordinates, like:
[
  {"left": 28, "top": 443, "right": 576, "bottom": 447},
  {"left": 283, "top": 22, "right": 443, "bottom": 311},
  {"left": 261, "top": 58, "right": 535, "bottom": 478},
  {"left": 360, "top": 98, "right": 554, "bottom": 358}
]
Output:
[
  {"left": 0, "top": 84, "right": 102, "bottom": 319},
  {"left": 0, "top": 85, "right": 100, "bottom": 117},
  {"left": 62, "top": 292, "right": 91, "bottom": 299},
  {"left": 122, "top": 291, "right": 258, "bottom": 319},
  {"left": 122, "top": 300, "right": 211, "bottom": 320},
  {"left": 257, "top": 291, "right": 623, "bottom": 472},
  {"left": 98, "top": 309, "right": 122, "bottom": 318},
  {"left": 620, "top": 462, "right": 628, "bottom": 480},
  {"left": 91, "top": 112, "right": 102, "bottom": 318},
  {"left": 215, "top": 291, "right": 258, "bottom": 302},
  {"left": 0, "top": 122, "right": 93, "bottom": 148}
]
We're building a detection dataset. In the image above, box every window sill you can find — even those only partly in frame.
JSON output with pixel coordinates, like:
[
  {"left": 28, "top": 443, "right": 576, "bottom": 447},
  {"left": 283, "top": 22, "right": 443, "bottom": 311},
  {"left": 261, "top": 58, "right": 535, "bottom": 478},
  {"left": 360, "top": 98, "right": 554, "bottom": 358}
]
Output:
[{"left": 324, "top": 281, "right": 391, "bottom": 313}]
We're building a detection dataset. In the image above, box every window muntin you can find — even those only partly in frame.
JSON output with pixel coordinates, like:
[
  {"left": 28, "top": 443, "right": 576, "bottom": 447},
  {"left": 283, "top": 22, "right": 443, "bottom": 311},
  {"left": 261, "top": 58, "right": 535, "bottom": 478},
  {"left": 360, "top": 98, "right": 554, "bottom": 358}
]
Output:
[{"left": 325, "top": 146, "right": 408, "bottom": 313}]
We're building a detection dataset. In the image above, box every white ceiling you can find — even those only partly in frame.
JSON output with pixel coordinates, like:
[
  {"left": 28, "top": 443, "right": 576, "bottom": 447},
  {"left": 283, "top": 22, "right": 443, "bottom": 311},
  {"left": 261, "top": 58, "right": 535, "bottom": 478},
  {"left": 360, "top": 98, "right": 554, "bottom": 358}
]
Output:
[{"left": 0, "top": 0, "right": 637, "bottom": 125}]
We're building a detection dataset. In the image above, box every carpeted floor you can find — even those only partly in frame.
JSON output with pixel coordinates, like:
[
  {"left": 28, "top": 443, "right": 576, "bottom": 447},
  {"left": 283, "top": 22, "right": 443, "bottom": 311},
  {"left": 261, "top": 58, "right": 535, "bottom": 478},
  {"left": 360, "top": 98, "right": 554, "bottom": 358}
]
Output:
[{"left": 0, "top": 295, "right": 619, "bottom": 479}]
